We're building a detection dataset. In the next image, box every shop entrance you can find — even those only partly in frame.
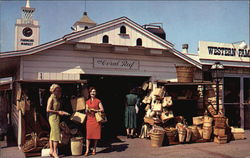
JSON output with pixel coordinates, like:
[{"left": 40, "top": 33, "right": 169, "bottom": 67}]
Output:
[
  {"left": 80, "top": 74, "right": 150, "bottom": 138},
  {"left": 224, "top": 77, "right": 250, "bottom": 129}
]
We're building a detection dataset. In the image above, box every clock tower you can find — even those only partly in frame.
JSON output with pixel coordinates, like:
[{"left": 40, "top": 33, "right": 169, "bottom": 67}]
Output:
[{"left": 15, "top": 0, "right": 40, "bottom": 50}]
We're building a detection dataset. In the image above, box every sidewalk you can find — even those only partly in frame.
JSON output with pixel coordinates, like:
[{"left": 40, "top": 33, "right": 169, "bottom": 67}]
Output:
[
  {"left": 1, "top": 130, "right": 250, "bottom": 158},
  {"left": 0, "top": 126, "right": 25, "bottom": 158}
]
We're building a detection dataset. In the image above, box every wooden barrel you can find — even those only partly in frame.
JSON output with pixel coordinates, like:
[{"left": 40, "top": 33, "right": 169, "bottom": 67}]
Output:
[
  {"left": 203, "top": 116, "right": 213, "bottom": 127},
  {"left": 203, "top": 126, "right": 212, "bottom": 140},
  {"left": 178, "top": 128, "right": 187, "bottom": 143},
  {"left": 175, "top": 66, "right": 194, "bottom": 82}
]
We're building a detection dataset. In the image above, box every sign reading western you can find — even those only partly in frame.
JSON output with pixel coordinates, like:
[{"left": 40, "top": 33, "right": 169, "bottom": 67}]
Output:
[
  {"left": 208, "top": 47, "right": 250, "bottom": 57},
  {"left": 93, "top": 58, "right": 139, "bottom": 70},
  {"left": 199, "top": 41, "right": 250, "bottom": 62}
]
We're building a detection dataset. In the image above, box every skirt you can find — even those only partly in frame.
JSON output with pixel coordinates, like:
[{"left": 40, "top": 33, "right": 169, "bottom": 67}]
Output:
[
  {"left": 86, "top": 114, "right": 101, "bottom": 140},
  {"left": 49, "top": 114, "right": 61, "bottom": 141},
  {"left": 124, "top": 106, "right": 137, "bottom": 129}
]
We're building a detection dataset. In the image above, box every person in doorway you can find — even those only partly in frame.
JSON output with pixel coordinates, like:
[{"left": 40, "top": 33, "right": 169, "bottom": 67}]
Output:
[
  {"left": 46, "top": 84, "right": 69, "bottom": 158},
  {"left": 124, "top": 88, "right": 140, "bottom": 139},
  {"left": 0, "top": 91, "right": 9, "bottom": 141},
  {"left": 85, "top": 87, "right": 104, "bottom": 156}
]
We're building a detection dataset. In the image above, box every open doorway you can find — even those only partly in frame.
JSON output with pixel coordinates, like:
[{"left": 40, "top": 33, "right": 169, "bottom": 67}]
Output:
[{"left": 80, "top": 74, "right": 150, "bottom": 138}]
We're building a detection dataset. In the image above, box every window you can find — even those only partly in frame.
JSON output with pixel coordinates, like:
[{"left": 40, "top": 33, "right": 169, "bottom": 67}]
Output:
[
  {"left": 102, "top": 35, "right": 109, "bottom": 43},
  {"left": 120, "top": 26, "right": 126, "bottom": 34},
  {"left": 136, "top": 38, "right": 142, "bottom": 46},
  {"left": 84, "top": 26, "right": 88, "bottom": 30}
]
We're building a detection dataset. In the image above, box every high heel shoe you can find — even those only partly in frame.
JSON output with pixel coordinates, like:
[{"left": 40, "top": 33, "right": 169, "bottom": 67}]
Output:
[
  {"left": 49, "top": 151, "right": 53, "bottom": 157},
  {"left": 84, "top": 151, "right": 89, "bottom": 157},
  {"left": 92, "top": 151, "right": 96, "bottom": 155},
  {"left": 52, "top": 153, "right": 59, "bottom": 158}
]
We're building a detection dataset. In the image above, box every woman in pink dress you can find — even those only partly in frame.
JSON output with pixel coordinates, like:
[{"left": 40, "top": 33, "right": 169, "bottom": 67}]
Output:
[{"left": 84, "top": 87, "right": 104, "bottom": 156}]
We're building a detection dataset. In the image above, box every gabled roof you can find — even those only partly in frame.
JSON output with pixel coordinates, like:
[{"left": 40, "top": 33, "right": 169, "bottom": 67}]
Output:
[{"left": 0, "top": 16, "right": 202, "bottom": 69}]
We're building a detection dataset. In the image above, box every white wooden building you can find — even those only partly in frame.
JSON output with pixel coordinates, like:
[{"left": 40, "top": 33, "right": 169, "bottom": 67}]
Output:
[{"left": 0, "top": 2, "right": 202, "bottom": 148}]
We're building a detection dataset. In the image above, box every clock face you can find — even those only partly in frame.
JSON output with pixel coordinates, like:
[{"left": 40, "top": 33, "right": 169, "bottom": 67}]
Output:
[{"left": 22, "top": 27, "right": 33, "bottom": 37}]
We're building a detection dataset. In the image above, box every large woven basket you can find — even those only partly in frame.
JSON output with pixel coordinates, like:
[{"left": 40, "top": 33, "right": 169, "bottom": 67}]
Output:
[{"left": 175, "top": 66, "right": 194, "bottom": 82}]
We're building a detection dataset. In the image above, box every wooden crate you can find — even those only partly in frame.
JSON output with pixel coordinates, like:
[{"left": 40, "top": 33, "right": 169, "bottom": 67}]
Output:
[
  {"left": 232, "top": 133, "right": 245, "bottom": 140},
  {"left": 214, "top": 135, "right": 228, "bottom": 144},
  {"left": 231, "top": 127, "right": 245, "bottom": 140}
]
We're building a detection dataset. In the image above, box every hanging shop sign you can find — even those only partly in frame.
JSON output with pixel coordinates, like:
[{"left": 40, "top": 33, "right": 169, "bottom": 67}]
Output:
[
  {"left": 93, "top": 57, "right": 139, "bottom": 70},
  {"left": 198, "top": 41, "right": 250, "bottom": 62}
]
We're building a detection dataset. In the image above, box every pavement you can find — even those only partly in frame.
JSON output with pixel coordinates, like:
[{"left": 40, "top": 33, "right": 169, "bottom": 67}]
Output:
[{"left": 1, "top": 130, "right": 250, "bottom": 158}]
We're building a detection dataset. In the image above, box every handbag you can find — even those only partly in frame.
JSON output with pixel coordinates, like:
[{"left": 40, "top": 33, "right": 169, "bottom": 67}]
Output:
[
  {"left": 162, "top": 96, "right": 173, "bottom": 107},
  {"left": 70, "top": 112, "right": 86, "bottom": 124},
  {"left": 95, "top": 112, "right": 108, "bottom": 123}
]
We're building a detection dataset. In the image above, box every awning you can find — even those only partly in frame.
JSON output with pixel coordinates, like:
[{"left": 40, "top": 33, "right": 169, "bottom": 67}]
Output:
[
  {"left": 156, "top": 80, "right": 215, "bottom": 86},
  {"left": 15, "top": 80, "right": 87, "bottom": 84},
  {"left": 0, "top": 81, "right": 12, "bottom": 91}
]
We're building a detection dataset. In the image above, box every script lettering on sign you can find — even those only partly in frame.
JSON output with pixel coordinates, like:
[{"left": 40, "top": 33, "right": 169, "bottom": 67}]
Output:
[{"left": 93, "top": 58, "right": 139, "bottom": 70}]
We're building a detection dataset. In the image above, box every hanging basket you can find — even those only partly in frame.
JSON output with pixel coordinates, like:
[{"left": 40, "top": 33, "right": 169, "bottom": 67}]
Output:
[{"left": 175, "top": 66, "right": 194, "bottom": 83}]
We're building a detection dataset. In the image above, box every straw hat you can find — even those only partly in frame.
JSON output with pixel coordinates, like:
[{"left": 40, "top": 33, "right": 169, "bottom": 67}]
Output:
[{"left": 50, "top": 84, "right": 61, "bottom": 93}]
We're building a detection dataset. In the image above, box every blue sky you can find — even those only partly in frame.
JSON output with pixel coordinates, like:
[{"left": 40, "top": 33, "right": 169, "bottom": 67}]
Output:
[{"left": 0, "top": 0, "right": 249, "bottom": 53}]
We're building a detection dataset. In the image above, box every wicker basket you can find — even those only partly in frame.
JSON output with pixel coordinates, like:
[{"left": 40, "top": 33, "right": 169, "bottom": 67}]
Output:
[
  {"left": 203, "top": 126, "right": 212, "bottom": 140},
  {"left": 150, "top": 132, "right": 165, "bottom": 147},
  {"left": 71, "top": 137, "right": 83, "bottom": 156},
  {"left": 214, "top": 115, "right": 227, "bottom": 128},
  {"left": 203, "top": 116, "right": 213, "bottom": 127},
  {"left": 193, "top": 116, "right": 204, "bottom": 125},
  {"left": 165, "top": 128, "right": 178, "bottom": 143},
  {"left": 175, "top": 66, "right": 194, "bottom": 83}
]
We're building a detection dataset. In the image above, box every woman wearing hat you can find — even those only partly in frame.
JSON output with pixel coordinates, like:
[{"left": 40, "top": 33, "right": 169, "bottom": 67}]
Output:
[{"left": 46, "top": 84, "right": 68, "bottom": 158}]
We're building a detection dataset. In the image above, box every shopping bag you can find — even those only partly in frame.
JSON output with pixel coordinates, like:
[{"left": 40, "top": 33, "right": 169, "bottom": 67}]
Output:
[
  {"left": 95, "top": 112, "right": 108, "bottom": 123},
  {"left": 70, "top": 112, "right": 86, "bottom": 124}
]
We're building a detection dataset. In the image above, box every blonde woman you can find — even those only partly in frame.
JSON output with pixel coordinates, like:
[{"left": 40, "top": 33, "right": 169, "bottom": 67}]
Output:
[{"left": 46, "top": 84, "right": 68, "bottom": 158}]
